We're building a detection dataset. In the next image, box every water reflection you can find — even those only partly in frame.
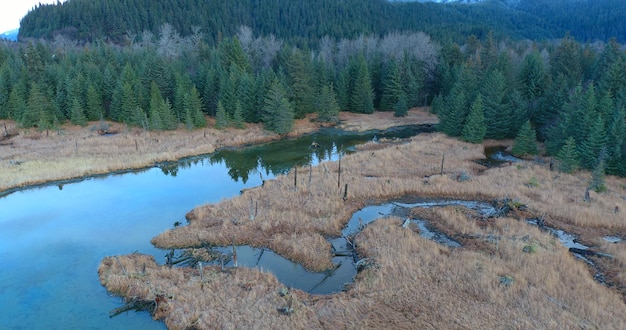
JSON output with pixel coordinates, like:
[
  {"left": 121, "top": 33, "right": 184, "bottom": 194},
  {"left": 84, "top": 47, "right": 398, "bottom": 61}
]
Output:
[{"left": 0, "top": 124, "right": 432, "bottom": 329}]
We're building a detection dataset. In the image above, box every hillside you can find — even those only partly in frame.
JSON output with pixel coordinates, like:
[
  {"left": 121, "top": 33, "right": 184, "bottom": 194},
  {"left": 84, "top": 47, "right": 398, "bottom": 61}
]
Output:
[{"left": 18, "top": 0, "right": 626, "bottom": 44}]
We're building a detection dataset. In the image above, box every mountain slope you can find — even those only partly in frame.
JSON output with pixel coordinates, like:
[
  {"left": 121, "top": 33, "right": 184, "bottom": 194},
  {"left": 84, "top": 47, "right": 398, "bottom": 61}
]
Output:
[{"left": 17, "top": 0, "right": 626, "bottom": 44}]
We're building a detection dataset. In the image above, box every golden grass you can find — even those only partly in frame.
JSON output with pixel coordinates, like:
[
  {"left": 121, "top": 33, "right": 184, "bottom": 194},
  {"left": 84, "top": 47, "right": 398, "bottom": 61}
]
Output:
[
  {"left": 97, "top": 128, "right": 626, "bottom": 328},
  {"left": 0, "top": 108, "right": 438, "bottom": 193}
]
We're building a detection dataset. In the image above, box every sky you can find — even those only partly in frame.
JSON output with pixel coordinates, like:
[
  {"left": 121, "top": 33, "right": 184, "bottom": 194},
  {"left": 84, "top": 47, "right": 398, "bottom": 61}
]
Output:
[{"left": 0, "top": 0, "right": 66, "bottom": 33}]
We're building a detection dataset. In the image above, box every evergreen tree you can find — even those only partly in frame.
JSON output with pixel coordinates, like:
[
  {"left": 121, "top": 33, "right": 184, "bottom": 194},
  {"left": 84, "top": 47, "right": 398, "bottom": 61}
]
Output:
[
  {"left": 394, "top": 93, "right": 409, "bottom": 118},
  {"left": 70, "top": 98, "right": 87, "bottom": 126},
  {"left": 286, "top": 49, "right": 315, "bottom": 118},
  {"left": 438, "top": 87, "right": 467, "bottom": 136},
  {"left": 25, "top": 82, "right": 55, "bottom": 129},
  {"left": 263, "top": 78, "right": 294, "bottom": 134},
  {"left": 85, "top": 83, "right": 103, "bottom": 121},
  {"left": 605, "top": 105, "right": 625, "bottom": 175},
  {"left": 557, "top": 137, "right": 579, "bottom": 173},
  {"left": 379, "top": 59, "right": 402, "bottom": 112},
  {"left": 512, "top": 120, "right": 538, "bottom": 157},
  {"left": 588, "top": 149, "right": 607, "bottom": 192},
  {"left": 462, "top": 94, "right": 486, "bottom": 143},
  {"left": 184, "top": 86, "right": 206, "bottom": 128},
  {"left": 481, "top": 69, "right": 512, "bottom": 139},
  {"left": 317, "top": 84, "right": 340, "bottom": 123},
  {"left": 578, "top": 114, "right": 607, "bottom": 170},
  {"left": 349, "top": 54, "right": 374, "bottom": 114},
  {"left": 232, "top": 101, "right": 245, "bottom": 129},
  {"left": 215, "top": 100, "right": 229, "bottom": 129}
]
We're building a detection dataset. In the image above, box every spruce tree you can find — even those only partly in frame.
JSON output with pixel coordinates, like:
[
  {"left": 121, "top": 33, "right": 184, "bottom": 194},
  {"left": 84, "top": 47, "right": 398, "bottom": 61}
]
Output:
[
  {"left": 578, "top": 115, "right": 607, "bottom": 170},
  {"left": 215, "top": 100, "right": 229, "bottom": 129},
  {"left": 349, "top": 54, "right": 374, "bottom": 114},
  {"left": 557, "top": 137, "right": 579, "bottom": 173},
  {"left": 462, "top": 95, "right": 486, "bottom": 143},
  {"left": 394, "top": 93, "right": 409, "bottom": 118},
  {"left": 263, "top": 78, "right": 294, "bottom": 134},
  {"left": 232, "top": 101, "right": 245, "bottom": 129},
  {"left": 439, "top": 87, "right": 467, "bottom": 136},
  {"left": 317, "top": 84, "right": 340, "bottom": 123},
  {"left": 85, "top": 83, "right": 103, "bottom": 121},
  {"left": 512, "top": 120, "right": 538, "bottom": 157},
  {"left": 379, "top": 60, "right": 402, "bottom": 112},
  {"left": 70, "top": 98, "right": 87, "bottom": 126}
]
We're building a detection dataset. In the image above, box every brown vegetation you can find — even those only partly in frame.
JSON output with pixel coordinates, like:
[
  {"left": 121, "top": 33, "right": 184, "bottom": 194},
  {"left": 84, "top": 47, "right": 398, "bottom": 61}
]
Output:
[
  {"left": 101, "top": 127, "right": 626, "bottom": 328},
  {"left": 0, "top": 109, "right": 438, "bottom": 194}
]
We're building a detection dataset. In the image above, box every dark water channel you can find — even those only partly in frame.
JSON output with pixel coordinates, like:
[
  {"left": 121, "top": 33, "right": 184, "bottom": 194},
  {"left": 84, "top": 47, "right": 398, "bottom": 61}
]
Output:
[{"left": 0, "top": 125, "right": 432, "bottom": 329}]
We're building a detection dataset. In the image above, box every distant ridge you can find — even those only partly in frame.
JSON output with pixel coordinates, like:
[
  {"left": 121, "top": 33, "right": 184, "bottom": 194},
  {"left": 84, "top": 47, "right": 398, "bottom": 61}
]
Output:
[{"left": 1, "top": 29, "right": 18, "bottom": 41}]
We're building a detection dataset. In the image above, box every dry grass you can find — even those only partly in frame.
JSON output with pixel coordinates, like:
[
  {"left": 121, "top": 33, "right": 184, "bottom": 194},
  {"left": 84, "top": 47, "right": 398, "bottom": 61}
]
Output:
[
  {"left": 0, "top": 108, "right": 437, "bottom": 194},
  {"left": 98, "top": 127, "right": 626, "bottom": 328}
]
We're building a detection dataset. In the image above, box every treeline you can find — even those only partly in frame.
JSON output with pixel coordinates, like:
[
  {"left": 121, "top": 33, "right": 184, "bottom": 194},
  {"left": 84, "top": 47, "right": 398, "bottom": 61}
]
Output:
[
  {"left": 18, "top": 0, "right": 626, "bottom": 45},
  {"left": 433, "top": 34, "right": 626, "bottom": 177},
  {"left": 0, "top": 27, "right": 438, "bottom": 134},
  {"left": 1, "top": 25, "right": 625, "bottom": 177}
]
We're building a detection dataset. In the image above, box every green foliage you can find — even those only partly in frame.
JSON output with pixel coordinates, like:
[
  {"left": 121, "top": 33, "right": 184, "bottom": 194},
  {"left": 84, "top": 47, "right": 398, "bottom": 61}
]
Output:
[
  {"left": 557, "top": 137, "right": 579, "bottom": 173},
  {"left": 70, "top": 99, "right": 88, "bottom": 126},
  {"left": 512, "top": 120, "right": 537, "bottom": 157},
  {"left": 461, "top": 94, "right": 486, "bottom": 143},
  {"left": 215, "top": 100, "right": 229, "bottom": 129},
  {"left": 317, "top": 84, "right": 340, "bottom": 123},
  {"left": 394, "top": 93, "right": 409, "bottom": 118},
  {"left": 349, "top": 54, "right": 374, "bottom": 114},
  {"left": 263, "top": 78, "right": 294, "bottom": 135}
]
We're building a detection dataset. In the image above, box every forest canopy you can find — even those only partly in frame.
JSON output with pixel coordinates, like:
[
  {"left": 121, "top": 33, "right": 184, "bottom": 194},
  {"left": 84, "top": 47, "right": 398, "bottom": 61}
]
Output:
[{"left": 1, "top": 0, "right": 625, "bottom": 177}]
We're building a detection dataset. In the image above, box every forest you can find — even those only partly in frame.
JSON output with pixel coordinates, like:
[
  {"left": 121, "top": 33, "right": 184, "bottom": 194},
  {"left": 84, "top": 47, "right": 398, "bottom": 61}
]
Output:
[{"left": 0, "top": 0, "right": 625, "bottom": 178}]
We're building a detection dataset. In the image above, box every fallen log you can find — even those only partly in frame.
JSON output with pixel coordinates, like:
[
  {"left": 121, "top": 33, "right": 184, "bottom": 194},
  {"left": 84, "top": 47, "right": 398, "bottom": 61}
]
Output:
[{"left": 109, "top": 297, "right": 155, "bottom": 318}]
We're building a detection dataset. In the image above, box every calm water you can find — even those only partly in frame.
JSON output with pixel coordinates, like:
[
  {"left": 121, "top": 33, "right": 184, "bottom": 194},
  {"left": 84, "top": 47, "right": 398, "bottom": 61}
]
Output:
[{"left": 0, "top": 125, "right": 431, "bottom": 329}]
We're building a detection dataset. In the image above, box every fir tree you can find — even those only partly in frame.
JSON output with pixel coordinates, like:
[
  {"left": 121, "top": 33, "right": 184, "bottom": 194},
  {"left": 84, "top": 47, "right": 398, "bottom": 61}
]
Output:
[
  {"left": 462, "top": 94, "right": 486, "bottom": 143},
  {"left": 263, "top": 78, "right": 294, "bottom": 134},
  {"left": 394, "top": 93, "right": 409, "bottom": 118},
  {"left": 557, "top": 137, "right": 579, "bottom": 173},
  {"left": 70, "top": 98, "right": 87, "bottom": 126},
  {"left": 317, "top": 84, "right": 340, "bottom": 123},
  {"left": 349, "top": 54, "right": 374, "bottom": 114},
  {"left": 379, "top": 59, "right": 402, "bottom": 112},
  {"left": 578, "top": 115, "right": 607, "bottom": 170},
  {"left": 215, "top": 100, "right": 229, "bottom": 129},
  {"left": 232, "top": 101, "right": 245, "bottom": 129},
  {"left": 512, "top": 120, "right": 538, "bottom": 157}
]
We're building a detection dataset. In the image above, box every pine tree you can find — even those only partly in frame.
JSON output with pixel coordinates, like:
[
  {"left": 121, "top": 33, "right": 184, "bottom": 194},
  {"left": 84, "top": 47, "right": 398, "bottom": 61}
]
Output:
[
  {"left": 263, "top": 78, "right": 294, "bottom": 134},
  {"left": 512, "top": 120, "right": 538, "bottom": 157},
  {"left": 557, "top": 137, "right": 579, "bottom": 173},
  {"left": 287, "top": 49, "right": 315, "bottom": 118},
  {"left": 462, "top": 94, "right": 486, "bottom": 143},
  {"left": 481, "top": 69, "right": 511, "bottom": 139},
  {"left": 70, "top": 98, "right": 87, "bottom": 126},
  {"left": 215, "top": 100, "right": 229, "bottom": 129},
  {"left": 379, "top": 59, "right": 402, "bottom": 112},
  {"left": 317, "top": 84, "right": 340, "bottom": 123},
  {"left": 184, "top": 87, "right": 206, "bottom": 128},
  {"left": 349, "top": 54, "right": 374, "bottom": 114},
  {"left": 578, "top": 114, "right": 607, "bottom": 170},
  {"left": 85, "top": 83, "right": 103, "bottom": 121},
  {"left": 588, "top": 149, "right": 607, "bottom": 193},
  {"left": 438, "top": 87, "right": 467, "bottom": 137},
  {"left": 232, "top": 101, "right": 245, "bottom": 129},
  {"left": 394, "top": 93, "right": 409, "bottom": 118}
]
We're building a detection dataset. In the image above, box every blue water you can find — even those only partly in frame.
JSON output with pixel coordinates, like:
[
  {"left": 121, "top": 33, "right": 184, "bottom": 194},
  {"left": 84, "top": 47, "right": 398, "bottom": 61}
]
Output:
[
  {"left": 0, "top": 126, "right": 431, "bottom": 329},
  {"left": 0, "top": 160, "right": 268, "bottom": 329}
]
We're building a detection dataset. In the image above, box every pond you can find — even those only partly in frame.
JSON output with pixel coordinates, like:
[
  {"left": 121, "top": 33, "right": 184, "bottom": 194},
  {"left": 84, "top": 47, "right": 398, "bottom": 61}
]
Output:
[{"left": 0, "top": 124, "right": 433, "bottom": 329}]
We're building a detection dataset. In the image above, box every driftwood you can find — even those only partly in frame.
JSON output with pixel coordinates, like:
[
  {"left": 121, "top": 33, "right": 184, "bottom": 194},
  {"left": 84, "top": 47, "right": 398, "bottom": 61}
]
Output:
[{"left": 109, "top": 297, "right": 156, "bottom": 318}]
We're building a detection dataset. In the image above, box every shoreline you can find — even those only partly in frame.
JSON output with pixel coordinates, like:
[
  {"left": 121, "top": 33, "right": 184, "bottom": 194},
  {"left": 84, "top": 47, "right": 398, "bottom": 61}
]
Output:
[{"left": 0, "top": 108, "right": 438, "bottom": 195}]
